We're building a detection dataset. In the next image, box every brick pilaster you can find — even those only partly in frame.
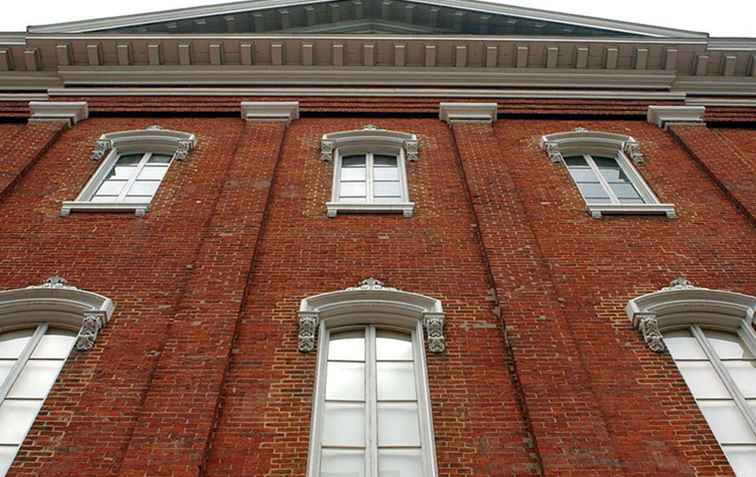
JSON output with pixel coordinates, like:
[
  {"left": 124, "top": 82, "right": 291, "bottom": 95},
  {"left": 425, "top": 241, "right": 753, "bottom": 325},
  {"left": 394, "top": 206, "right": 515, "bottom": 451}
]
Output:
[{"left": 0, "top": 122, "right": 66, "bottom": 200}]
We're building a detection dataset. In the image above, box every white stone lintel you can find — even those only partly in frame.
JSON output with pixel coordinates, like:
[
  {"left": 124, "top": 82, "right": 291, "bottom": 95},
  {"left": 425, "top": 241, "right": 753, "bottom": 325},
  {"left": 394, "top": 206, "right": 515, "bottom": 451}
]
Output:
[
  {"left": 28, "top": 101, "right": 88, "bottom": 126},
  {"left": 241, "top": 101, "right": 299, "bottom": 125},
  {"left": 439, "top": 102, "right": 497, "bottom": 124},
  {"left": 647, "top": 105, "right": 705, "bottom": 129}
]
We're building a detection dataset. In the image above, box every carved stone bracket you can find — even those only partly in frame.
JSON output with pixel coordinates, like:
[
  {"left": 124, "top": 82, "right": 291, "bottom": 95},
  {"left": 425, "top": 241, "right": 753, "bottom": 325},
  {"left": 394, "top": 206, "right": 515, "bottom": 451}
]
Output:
[
  {"left": 76, "top": 310, "right": 107, "bottom": 351},
  {"left": 423, "top": 312, "right": 445, "bottom": 353},
  {"left": 543, "top": 142, "right": 563, "bottom": 163},
  {"left": 90, "top": 139, "right": 112, "bottom": 161},
  {"left": 320, "top": 140, "right": 335, "bottom": 162},
  {"left": 633, "top": 312, "right": 666, "bottom": 353},
  {"left": 298, "top": 311, "right": 319, "bottom": 352},
  {"left": 622, "top": 139, "right": 645, "bottom": 164},
  {"left": 404, "top": 138, "right": 419, "bottom": 161},
  {"left": 173, "top": 139, "right": 194, "bottom": 161}
]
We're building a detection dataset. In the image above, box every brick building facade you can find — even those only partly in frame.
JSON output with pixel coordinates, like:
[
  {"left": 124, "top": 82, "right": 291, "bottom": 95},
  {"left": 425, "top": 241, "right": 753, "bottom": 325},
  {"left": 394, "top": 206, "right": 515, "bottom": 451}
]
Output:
[{"left": 0, "top": 1, "right": 755, "bottom": 476}]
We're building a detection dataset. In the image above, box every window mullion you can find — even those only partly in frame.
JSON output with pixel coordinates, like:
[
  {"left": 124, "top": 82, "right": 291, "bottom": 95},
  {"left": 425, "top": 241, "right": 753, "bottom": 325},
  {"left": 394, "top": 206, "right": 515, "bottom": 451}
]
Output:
[
  {"left": 119, "top": 152, "right": 150, "bottom": 201},
  {"left": 0, "top": 324, "right": 47, "bottom": 403},
  {"left": 367, "top": 325, "right": 378, "bottom": 477},
  {"left": 585, "top": 154, "right": 619, "bottom": 204},
  {"left": 691, "top": 325, "right": 756, "bottom": 436}
]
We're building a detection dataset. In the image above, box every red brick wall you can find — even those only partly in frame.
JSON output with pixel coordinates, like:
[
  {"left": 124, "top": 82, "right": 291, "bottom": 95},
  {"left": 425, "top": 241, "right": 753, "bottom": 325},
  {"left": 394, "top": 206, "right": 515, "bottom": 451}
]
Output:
[{"left": 0, "top": 107, "right": 754, "bottom": 477}]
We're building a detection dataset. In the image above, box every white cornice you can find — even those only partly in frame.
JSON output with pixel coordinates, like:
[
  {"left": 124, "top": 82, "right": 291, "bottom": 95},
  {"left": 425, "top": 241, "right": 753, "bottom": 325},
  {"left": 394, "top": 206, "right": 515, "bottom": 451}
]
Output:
[{"left": 29, "top": 101, "right": 88, "bottom": 126}]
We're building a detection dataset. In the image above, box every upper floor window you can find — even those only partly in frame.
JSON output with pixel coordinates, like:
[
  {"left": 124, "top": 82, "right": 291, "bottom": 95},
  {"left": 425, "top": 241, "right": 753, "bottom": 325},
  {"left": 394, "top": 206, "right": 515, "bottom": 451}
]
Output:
[
  {"left": 541, "top": 129, "right": 676, "bottom": 219},
  {"left": 628, "top": 278, "right": 756, "bottom": 475},
  {"left": 321, "top": 126, "right": 418, "bottom": 218},
  {"left": 0, "top": 277, "right": 114, "bottom": 477},
  {"left": 61, "top": 126, "right": 196, "bottom": 217},
  {"left": 299, "top": 278, "right": 444, "bottom": 477}
]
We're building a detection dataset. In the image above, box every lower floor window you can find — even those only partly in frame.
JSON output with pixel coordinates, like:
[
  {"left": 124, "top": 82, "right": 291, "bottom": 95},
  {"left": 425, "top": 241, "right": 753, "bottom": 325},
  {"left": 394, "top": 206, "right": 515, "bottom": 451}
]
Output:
[
  {"left": 0, "top": 326, "right": 76, "bottom": 476},
  {"left": 315, "top": 325, "right": 431, "bottom": 477}
]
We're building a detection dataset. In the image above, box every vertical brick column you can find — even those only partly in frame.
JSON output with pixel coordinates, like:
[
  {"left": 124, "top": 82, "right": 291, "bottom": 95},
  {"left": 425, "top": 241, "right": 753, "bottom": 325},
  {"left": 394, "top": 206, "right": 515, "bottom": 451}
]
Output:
[
  {"left": 117, "top": 118, "right": 288, "bottom": 477},
  {"left": 449, "top": 119, "right": 624, "bottom": 476}
]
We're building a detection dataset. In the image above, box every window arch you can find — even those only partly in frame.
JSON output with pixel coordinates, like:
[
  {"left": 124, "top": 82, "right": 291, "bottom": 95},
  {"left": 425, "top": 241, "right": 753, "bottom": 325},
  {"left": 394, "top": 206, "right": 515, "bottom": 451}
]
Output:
[
  {"left": 627, "top": 278, "right": 756, "bottom": 475},
  {"left": 299, "top": 278, "right": 442, "bottom": 477},
  {"left": 61, "top": 126, "right": 196, "bottom": 217},
  {"left": 540, "top": 128, "right": 676, "bottom": 219},
  {"left": 320, "top": 126, "right": 418, "bottom": 218},
  {"left": 0, "top": 277, "right": 114, "bottom": 476}
]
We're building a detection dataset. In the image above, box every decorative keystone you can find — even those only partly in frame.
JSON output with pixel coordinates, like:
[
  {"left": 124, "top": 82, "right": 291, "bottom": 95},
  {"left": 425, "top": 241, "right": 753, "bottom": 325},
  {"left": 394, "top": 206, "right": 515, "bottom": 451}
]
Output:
[
  {"left": 665, "top": 276, "right": 695, "bottom": 290},
  {"left": 29, "top": 101, "right": 89, "bottom": 127},
  {"left": 439, "top": 102, "right": 497, "bottom": 124},
  {"left": 647, "top": 106, "right": 705, "bottom": 129},
  {"left": 241, "top": 101, "right": 299, "bottom": 125}
]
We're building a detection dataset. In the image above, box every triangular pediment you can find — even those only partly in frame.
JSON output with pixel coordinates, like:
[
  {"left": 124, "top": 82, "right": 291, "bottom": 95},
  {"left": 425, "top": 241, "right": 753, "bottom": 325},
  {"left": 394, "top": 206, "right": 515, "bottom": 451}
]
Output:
[{"left": 27, "top": 0, "right": 707, "bottom": 38}]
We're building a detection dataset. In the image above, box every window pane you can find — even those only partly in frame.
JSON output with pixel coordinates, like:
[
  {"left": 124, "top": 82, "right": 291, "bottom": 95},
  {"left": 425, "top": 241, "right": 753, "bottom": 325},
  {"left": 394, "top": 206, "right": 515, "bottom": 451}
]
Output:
[
  {"left": 664, "top": 330, "right": 706, "bottom": 360},
  {"left": 147, "top": 154, "right": 172, "bottom": 164},
  {"left": 722, "top": 446, "right": 756, "bottom": 477},
  {"left": 321, "top": 449, "right": 364, "bottom": 477},
  {"left": 594, "top": 157, "right": 622, "bottom": 181},
  {"left": 0, "top": 361, "right": 14, "bottom": 385},
  {"left": 610, "top": 183, "right": 642, "bottom": 201},
  {"left": 329, "top": 333, "right": 365, "bottom": 362},
  {"left": 115, "top": 154, "right": 142, "bottom": 166},
  {"left": 374, "top": 182, "right": 401, "bottom": 198},
  {"left": 567, "top": 169, "right": 598, "bottom": 182},
  {"left": 137, "top": 166, "right": 169, "bottom": 181},
  {"left": 374, "top": 167, "right": 399, "bottom": 181},
  {"left": 0, "top": 400, "right": 43, "bottom": 444},
  {"left": 322, "top": 402, "right": 365, "bottom": 447},
  {"left": 95, "top": 180, "right": 127, "bottom": 197},
  {"left": 7, "top": 360, "right": 64, "bottom": 399},
  {"left": 376, "top": 332, "right": 413, "bottom": 361},
  {"left": 0, "top": 330, "right": 34, "bottom": 359},
  {"left": 127, "top": 181, "right": 160, "bottom": 197},
  {"left": 706, "top": 331, "right": 754, "bottom": 359},
  {"left": 378, "top": 403, "right": 421, "bottom": 447},
  {"left": 325, "top": 362, "right": 365, "bottom": 401},
  {"left": 723, "top": 362, "right": 756, "bottom": 398},
  {"left": 342, "top": 156, "right": 366, "bottom": 168},
  {"left": 676, "top": 362, "right": 730, "bottom": 399},
  {"left": 341, "top": 168, "right": 366, "bottom": 181},
  {"left": 377, "top": 362, "right": 416, "bottom": 401},
  {"left": 564, "top": 156, "right": 588, "bottom": 167},
  {"left": 31, "top": 330, "right": 75, "bottom": 359},
  {"left": 699, "top": 401, "right": 756, "bottom": 444},
  {"left": 339, "top": 182, "right": 367, "bottom": 199},
  {"left": 373, "top": 155, "right": 397, "bottom": 167},
  {"left": 576, "top": 183, "right": 611, "bottom": 202},
  {"left": 378, "top": 449, "right": 423, "bottom": 477},
  {"left": 0, "top": 446, "right": 17, "bottom": 477}
]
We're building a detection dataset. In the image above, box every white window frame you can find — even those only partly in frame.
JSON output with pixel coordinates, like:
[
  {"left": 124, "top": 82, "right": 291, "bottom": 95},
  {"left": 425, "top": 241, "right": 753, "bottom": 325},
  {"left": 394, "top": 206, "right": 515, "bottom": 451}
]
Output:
[
  {"left": 60, "top": 127, "right": 196, "bottom": 217},
  {"left": 299, "top": 278, "right": 443, "bottom": 477},
  {"left": 540, "top": 129, "right": 676, "bottom": 219},
  {"left": 627, "top": 279, "right": 756, "bottom": 474},
  {"left": 321, "top": 126, "right": 418, "bottom": 218},
  {"left": 0, "top": 277, "right": 114, "bottom": 475}
]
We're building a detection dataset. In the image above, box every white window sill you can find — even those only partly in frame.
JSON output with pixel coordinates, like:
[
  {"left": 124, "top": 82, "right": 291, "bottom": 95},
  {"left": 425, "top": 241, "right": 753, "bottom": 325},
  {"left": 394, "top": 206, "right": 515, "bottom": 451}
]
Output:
[
  {"left": 326, "top": 202, "right": 415, "bottom": 218},
  {"left": 586, "top": 203, "right": 677, "bottom": 219},
  {"left": 60, "top": 201, "right": 149, "bottom": 217}
]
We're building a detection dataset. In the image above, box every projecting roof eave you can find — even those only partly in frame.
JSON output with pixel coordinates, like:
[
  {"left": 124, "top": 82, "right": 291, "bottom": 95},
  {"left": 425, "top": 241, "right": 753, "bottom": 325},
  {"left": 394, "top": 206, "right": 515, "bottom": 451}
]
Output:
[{"left": 25, "top": 0, "right": 709, "bottom": 38}]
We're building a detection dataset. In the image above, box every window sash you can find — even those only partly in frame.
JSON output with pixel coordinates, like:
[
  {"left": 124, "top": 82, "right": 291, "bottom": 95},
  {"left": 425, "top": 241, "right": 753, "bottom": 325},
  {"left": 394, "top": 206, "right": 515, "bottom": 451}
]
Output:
[
  {"left": 334, "top": 152, "right": 407, "bottom": 204},
  {"left": 567, "top": 153, "right": 648, "bottom": 206}
]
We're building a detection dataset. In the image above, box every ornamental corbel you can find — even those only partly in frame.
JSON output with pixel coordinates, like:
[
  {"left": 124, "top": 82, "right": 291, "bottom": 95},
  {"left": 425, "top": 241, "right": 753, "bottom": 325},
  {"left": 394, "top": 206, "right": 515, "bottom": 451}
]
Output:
[
  {"left": 633, "top": 312, "right": 665, "bottom": 353},
  {"left": 90, "top": 139, "right": 112, "bottom": 161},
  {"left": 76, "top": 310, "right": 107, "bottom": 351},
  {"left": 298, "top": 311, "right": 319, "bottom": 352},
  {"left": 423, "top": 312, "right": 445, "bottom": 353},
  {"left": 665, "top": 276, "right": 694, "bottom": 290},
  {"left": 404, "top": 139, "right": 419, "bottom": 161},
  {"left": 622, "top": 139, "right": 645, "bottom": 164},
  {"left": 544, "top": 142, "right": 563, "bottom": 163},
  {"left": 173, "top": 139, "right": 194, "bottom": 161},
  {"left": 320, "top": 140, "right": 335, "bottom": 162}
]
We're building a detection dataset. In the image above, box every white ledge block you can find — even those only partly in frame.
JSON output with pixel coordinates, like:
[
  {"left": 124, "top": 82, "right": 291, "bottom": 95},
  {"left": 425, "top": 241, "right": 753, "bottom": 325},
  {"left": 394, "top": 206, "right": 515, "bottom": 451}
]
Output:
[
  {"left": 647, "top": 106, "right": 705, "bottom": 129},
  {"left": 29, "top": 101, "right": 89, "bottom": 126},
  {"left": 241, "top": 101, "right": 299, "bottom": 124},
  {"left": 439, "top": 102, "right": 497, "bottom": 124}
]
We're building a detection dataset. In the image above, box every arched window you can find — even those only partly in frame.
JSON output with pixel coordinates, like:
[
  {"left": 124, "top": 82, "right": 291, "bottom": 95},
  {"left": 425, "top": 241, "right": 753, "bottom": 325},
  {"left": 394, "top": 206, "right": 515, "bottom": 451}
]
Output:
[
  {"left": 0, "top": 277, "right": 114, "bottom": 476},
  {"left": 299, "top": 278, "right": 443, "bottom": 477},
  {"left": 61, "top": 126, "right": 196, "bottom": 217},
  {"left": 627, "top": 278, "right": 756, "bottom": 475},
  {"left": 320, "top": 126, "right": 418, "bottom": 218},
  {"left": 540, "top": 128, "right": 676, "bottom": 219}
]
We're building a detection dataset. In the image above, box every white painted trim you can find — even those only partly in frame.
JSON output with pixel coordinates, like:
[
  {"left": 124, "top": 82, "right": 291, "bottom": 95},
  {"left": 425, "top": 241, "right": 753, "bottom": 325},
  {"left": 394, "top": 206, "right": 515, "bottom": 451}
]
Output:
[
  {"left": 240, "top": 101, "right": 299, "bottom": 124},
  {"left": 647, "top": 105, "right": 706, "bottom": 129},
  {"left": 325, "top": 201, "right": 416, "bottom": 218},
  {"left": 439, "top": 102, "right": 497, "bottom": 124},
  {"left": 60, "top": 201, "right": 150, "bottom": 217},
  {"left": 28, "top": 101, "right": 88, "bottom": 126},
  {"left": 685, "top": 98, "right": 756, "bottom": 107},
  {"left": 0, "top": 93, "right": 48, "bottom": 101},
  {"left": 586, "top": 203, "right": 677, "bottom": 219}
]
